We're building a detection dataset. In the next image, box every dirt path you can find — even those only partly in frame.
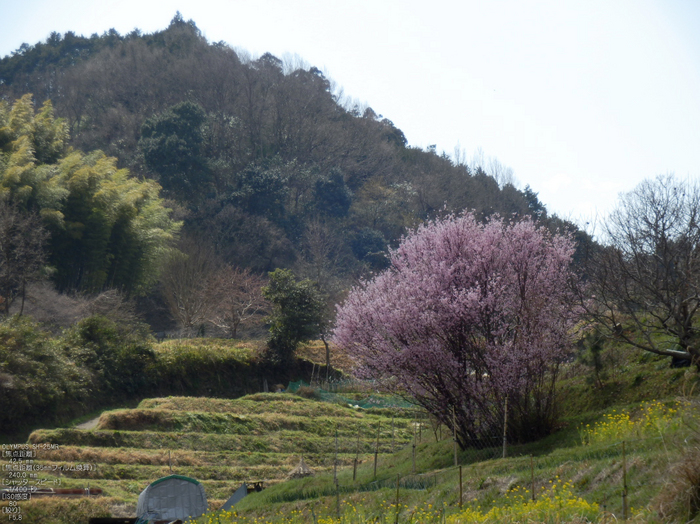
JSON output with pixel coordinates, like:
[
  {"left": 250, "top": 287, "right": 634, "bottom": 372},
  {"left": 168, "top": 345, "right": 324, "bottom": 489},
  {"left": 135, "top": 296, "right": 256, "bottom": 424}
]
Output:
[{"left": 75, "top": 415, "right": 101, "bottom": 430}]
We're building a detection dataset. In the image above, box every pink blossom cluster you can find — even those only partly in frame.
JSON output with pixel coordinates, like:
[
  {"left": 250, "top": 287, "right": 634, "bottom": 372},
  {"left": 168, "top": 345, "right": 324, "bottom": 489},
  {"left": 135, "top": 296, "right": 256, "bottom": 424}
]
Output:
[{"left": 333, "top": 213, "right": 580, "bottom": 445}]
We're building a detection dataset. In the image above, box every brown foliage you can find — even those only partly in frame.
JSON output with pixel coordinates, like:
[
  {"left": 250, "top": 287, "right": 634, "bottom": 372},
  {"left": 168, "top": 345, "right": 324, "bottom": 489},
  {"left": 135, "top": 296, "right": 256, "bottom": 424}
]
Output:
[
  {"left": 294, "top": 385, "right": 320, "bottom": 400},
  {"left": 207, "top": 265, "right": 269, "bottom": 338},
  {"left": 160, "top": 236, "right": 220, "bottom": 336}
]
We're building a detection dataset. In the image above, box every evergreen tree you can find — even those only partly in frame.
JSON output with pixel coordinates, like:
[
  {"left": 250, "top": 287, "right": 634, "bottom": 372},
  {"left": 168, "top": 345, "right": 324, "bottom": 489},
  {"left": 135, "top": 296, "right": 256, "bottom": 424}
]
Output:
[
  {"left": 139, "top": 101, "right": 211, "bottom": 201},
  {"left": 262, "top": 268, "right": 323, "bottom": 363}
]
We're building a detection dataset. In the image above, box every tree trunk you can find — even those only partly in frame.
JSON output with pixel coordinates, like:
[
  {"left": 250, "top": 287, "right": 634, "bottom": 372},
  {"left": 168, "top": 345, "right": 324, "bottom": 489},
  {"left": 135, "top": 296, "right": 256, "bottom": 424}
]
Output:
[
  {"left": 19, "top": 279, "right": 26, "bottom": 316},
  {"left": 321, "top": 333, "right": 331, "bottom": 383}
]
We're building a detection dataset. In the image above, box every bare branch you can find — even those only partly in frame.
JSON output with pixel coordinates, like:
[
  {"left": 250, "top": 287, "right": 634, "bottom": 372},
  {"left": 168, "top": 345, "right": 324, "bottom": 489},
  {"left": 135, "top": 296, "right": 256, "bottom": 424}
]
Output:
[
  {"left": 207, "top": 265, "right": 269, "bottom": 338},
  {"left": 585, "top": 175, "right": 700, "bottom": 364}
]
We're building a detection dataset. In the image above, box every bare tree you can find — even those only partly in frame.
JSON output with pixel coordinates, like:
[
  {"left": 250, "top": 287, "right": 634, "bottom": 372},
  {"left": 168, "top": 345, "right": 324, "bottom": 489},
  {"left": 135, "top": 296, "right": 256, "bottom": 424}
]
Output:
[
  {"left": 160, "top": 237, "right": 220, "bottom": 337},
  {"left": 585, "top": 174, "right": 700, "bottom": 366},
  {"left": 452, "top": 142, "right": 468, "bottom": 167},
  {"left": 0, "top": 201, "right": 49, "bottom": 316},
  {"left": 297, "top": 220, "right": 351, "bottom": 379},
  {"left": 487, "top": 157, "right": 516, "bottom": 188},
  {"left": 298, "top": 220, "right": 347, "bottom": 291},
  {"left": 208, "top": 265, "right": 269, "bottom": 338},
  {"left": 470, "top": 146, "right": 486, "bottom": 172},
  {"left": 79, "top": 288, "right": 145, "bottom": 331}
]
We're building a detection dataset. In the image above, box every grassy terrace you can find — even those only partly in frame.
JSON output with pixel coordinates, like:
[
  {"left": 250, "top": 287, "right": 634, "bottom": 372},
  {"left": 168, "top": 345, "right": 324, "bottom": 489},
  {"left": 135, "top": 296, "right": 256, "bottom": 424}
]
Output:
[
  {"left": 23, "top": 392, "right": 418, "bottom": 512},
  {"left": 6, "top": 341, "right": 700, "bottom": 523}
]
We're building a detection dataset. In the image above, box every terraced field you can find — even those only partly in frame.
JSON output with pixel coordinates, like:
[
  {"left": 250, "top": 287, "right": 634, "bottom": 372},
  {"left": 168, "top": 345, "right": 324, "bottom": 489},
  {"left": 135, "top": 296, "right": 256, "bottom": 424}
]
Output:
[{"left": 26, "top": 393, "right": 419, "bottom": 512}]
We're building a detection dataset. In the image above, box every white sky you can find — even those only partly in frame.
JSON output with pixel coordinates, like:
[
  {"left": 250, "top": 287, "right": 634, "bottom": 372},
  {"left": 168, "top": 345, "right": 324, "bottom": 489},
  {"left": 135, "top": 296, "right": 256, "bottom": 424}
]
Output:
[{"left": 1, "top": 0, "right": 699, "bottom": 227}]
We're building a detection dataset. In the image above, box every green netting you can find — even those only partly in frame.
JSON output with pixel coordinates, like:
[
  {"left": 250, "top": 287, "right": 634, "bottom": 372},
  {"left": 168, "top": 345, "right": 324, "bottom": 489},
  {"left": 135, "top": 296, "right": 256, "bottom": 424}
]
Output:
[
  {"left": 286, "top": 380, "right": 309, "bottom": 393},
  {"left": 286, "top": 380, "right": 415, "bottom": 410}
]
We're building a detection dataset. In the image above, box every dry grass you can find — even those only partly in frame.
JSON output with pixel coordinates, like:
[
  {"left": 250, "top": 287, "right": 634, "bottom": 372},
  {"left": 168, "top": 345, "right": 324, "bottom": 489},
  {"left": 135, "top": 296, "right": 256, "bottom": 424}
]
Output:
[
  {"left": 655, "top": 446, "right": 700, "bottom": 522},
  {"left": 35, "top": 448, "right": 369, "bottom": 473},
  {"left": 38, "top": 446, "right": 204, "bottom": 466},
  {"left": 297, "top": 340, "right": 356, "bottom": 374},
  {"left": 155, "top": 337, "right": 262, "bottom": 354},
  {"left": 295, "top": 385, "right": 320, "bottom": 399},
  {"left": 96, "top": 409, "right": 171, "bottom": 430}
]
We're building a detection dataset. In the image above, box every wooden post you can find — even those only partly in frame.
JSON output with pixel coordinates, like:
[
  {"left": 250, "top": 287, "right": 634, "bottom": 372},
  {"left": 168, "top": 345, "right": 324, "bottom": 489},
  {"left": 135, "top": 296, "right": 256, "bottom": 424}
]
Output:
[
  {"left": 395, "top": 474, "right": 400, "bottom": 524},
  {"left": 502, "top": 397, "right": 508, "bottom": 459},
  {"left": 335, "top": 428, "right": 340, "bottom": 520},
  {"left": 323, "top": 335, "right": 331, "bottom": 385},
  {"left": 169, "top": 450, "right": 172, "bottom": 474},
  {"left": 412, "top": 424, "right": 417, "bottom": 474},
  {"left": 374, "top": 423, "right": 380, "bottom": 479},
  {"left": 530, "top": 455, "right": 535, "bottom": 501},
  {"left": 459, "top": 465, "right": 463, "bottom": 509},
  {"left": 334, "top": 428, "right": 338, "bottom": 483},
  {"left": 353, "top": 426, "right": 360, "bottom": 481},
  {"left": 452, "top": 407, "right": 458, "bottom": 467},
  {"left": 622, "top": 441, "right": 628, "bottom": 521},
  {"left": 336, "top": 487, "right": 340, "bottom": 521},
  {"left": 603, "top": 492, "right": 608, "bottom": 515},
  {"left": 391, "top": 415, "right": 395, "bottom": 453}
]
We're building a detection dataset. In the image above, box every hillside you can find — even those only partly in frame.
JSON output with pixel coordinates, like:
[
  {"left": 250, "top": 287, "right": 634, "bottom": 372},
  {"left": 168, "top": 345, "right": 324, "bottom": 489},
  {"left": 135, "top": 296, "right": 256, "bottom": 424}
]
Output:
[
  {"left": 3, "top": 339, "right": 700, "bottom": 523},
  {"left": 0, "top": 15, "right": 590, "bottom": 307}
]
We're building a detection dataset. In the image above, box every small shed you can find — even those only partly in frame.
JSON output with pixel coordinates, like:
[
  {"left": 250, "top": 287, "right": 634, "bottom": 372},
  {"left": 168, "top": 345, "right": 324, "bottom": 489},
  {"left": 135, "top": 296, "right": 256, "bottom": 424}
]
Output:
[{"left": 136, "top": 474, "right": 207, "bottom": 522}]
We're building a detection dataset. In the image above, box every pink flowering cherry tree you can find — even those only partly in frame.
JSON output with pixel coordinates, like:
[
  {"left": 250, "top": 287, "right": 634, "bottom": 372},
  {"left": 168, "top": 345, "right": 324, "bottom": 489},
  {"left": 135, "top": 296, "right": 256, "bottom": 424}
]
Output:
[{"left": 333, "top": 213, "right": 581, "bottom": 446}]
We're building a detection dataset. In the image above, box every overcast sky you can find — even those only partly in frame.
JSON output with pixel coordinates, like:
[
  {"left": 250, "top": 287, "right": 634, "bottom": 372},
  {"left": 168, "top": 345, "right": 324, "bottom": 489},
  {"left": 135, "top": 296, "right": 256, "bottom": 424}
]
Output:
[{"left": 2, "top": 0, "right": 699, "bottom": 228}]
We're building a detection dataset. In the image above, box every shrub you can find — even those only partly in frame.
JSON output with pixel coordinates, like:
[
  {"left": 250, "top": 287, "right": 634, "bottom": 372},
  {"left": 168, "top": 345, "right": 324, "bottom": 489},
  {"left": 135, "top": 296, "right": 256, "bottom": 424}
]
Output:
[
  {"left": 263, "top": 269, "right": 323, "bottom": 364},
  {"left": 0, "top": 316, "right": 87, "bottom": 431},
  {"left": 62, "top": 315, "right": 156, "bottom": 400},
  {"left": 149, "top": 339, "right": 258, "bottom": 397}
]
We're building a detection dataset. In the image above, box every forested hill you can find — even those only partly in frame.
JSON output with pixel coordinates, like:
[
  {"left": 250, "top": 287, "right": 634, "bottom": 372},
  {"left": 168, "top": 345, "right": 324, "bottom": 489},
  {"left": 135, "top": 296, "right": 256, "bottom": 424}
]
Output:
[{"left": 0, "top": 14, "right": 586, "bottom": 297}]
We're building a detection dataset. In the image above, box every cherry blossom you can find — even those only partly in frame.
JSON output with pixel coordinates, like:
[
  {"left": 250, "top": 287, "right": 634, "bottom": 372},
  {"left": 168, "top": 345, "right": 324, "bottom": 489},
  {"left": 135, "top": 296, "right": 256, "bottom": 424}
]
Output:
[{"left": 333, "top": 213, "right": 580, "bottom": 445}]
